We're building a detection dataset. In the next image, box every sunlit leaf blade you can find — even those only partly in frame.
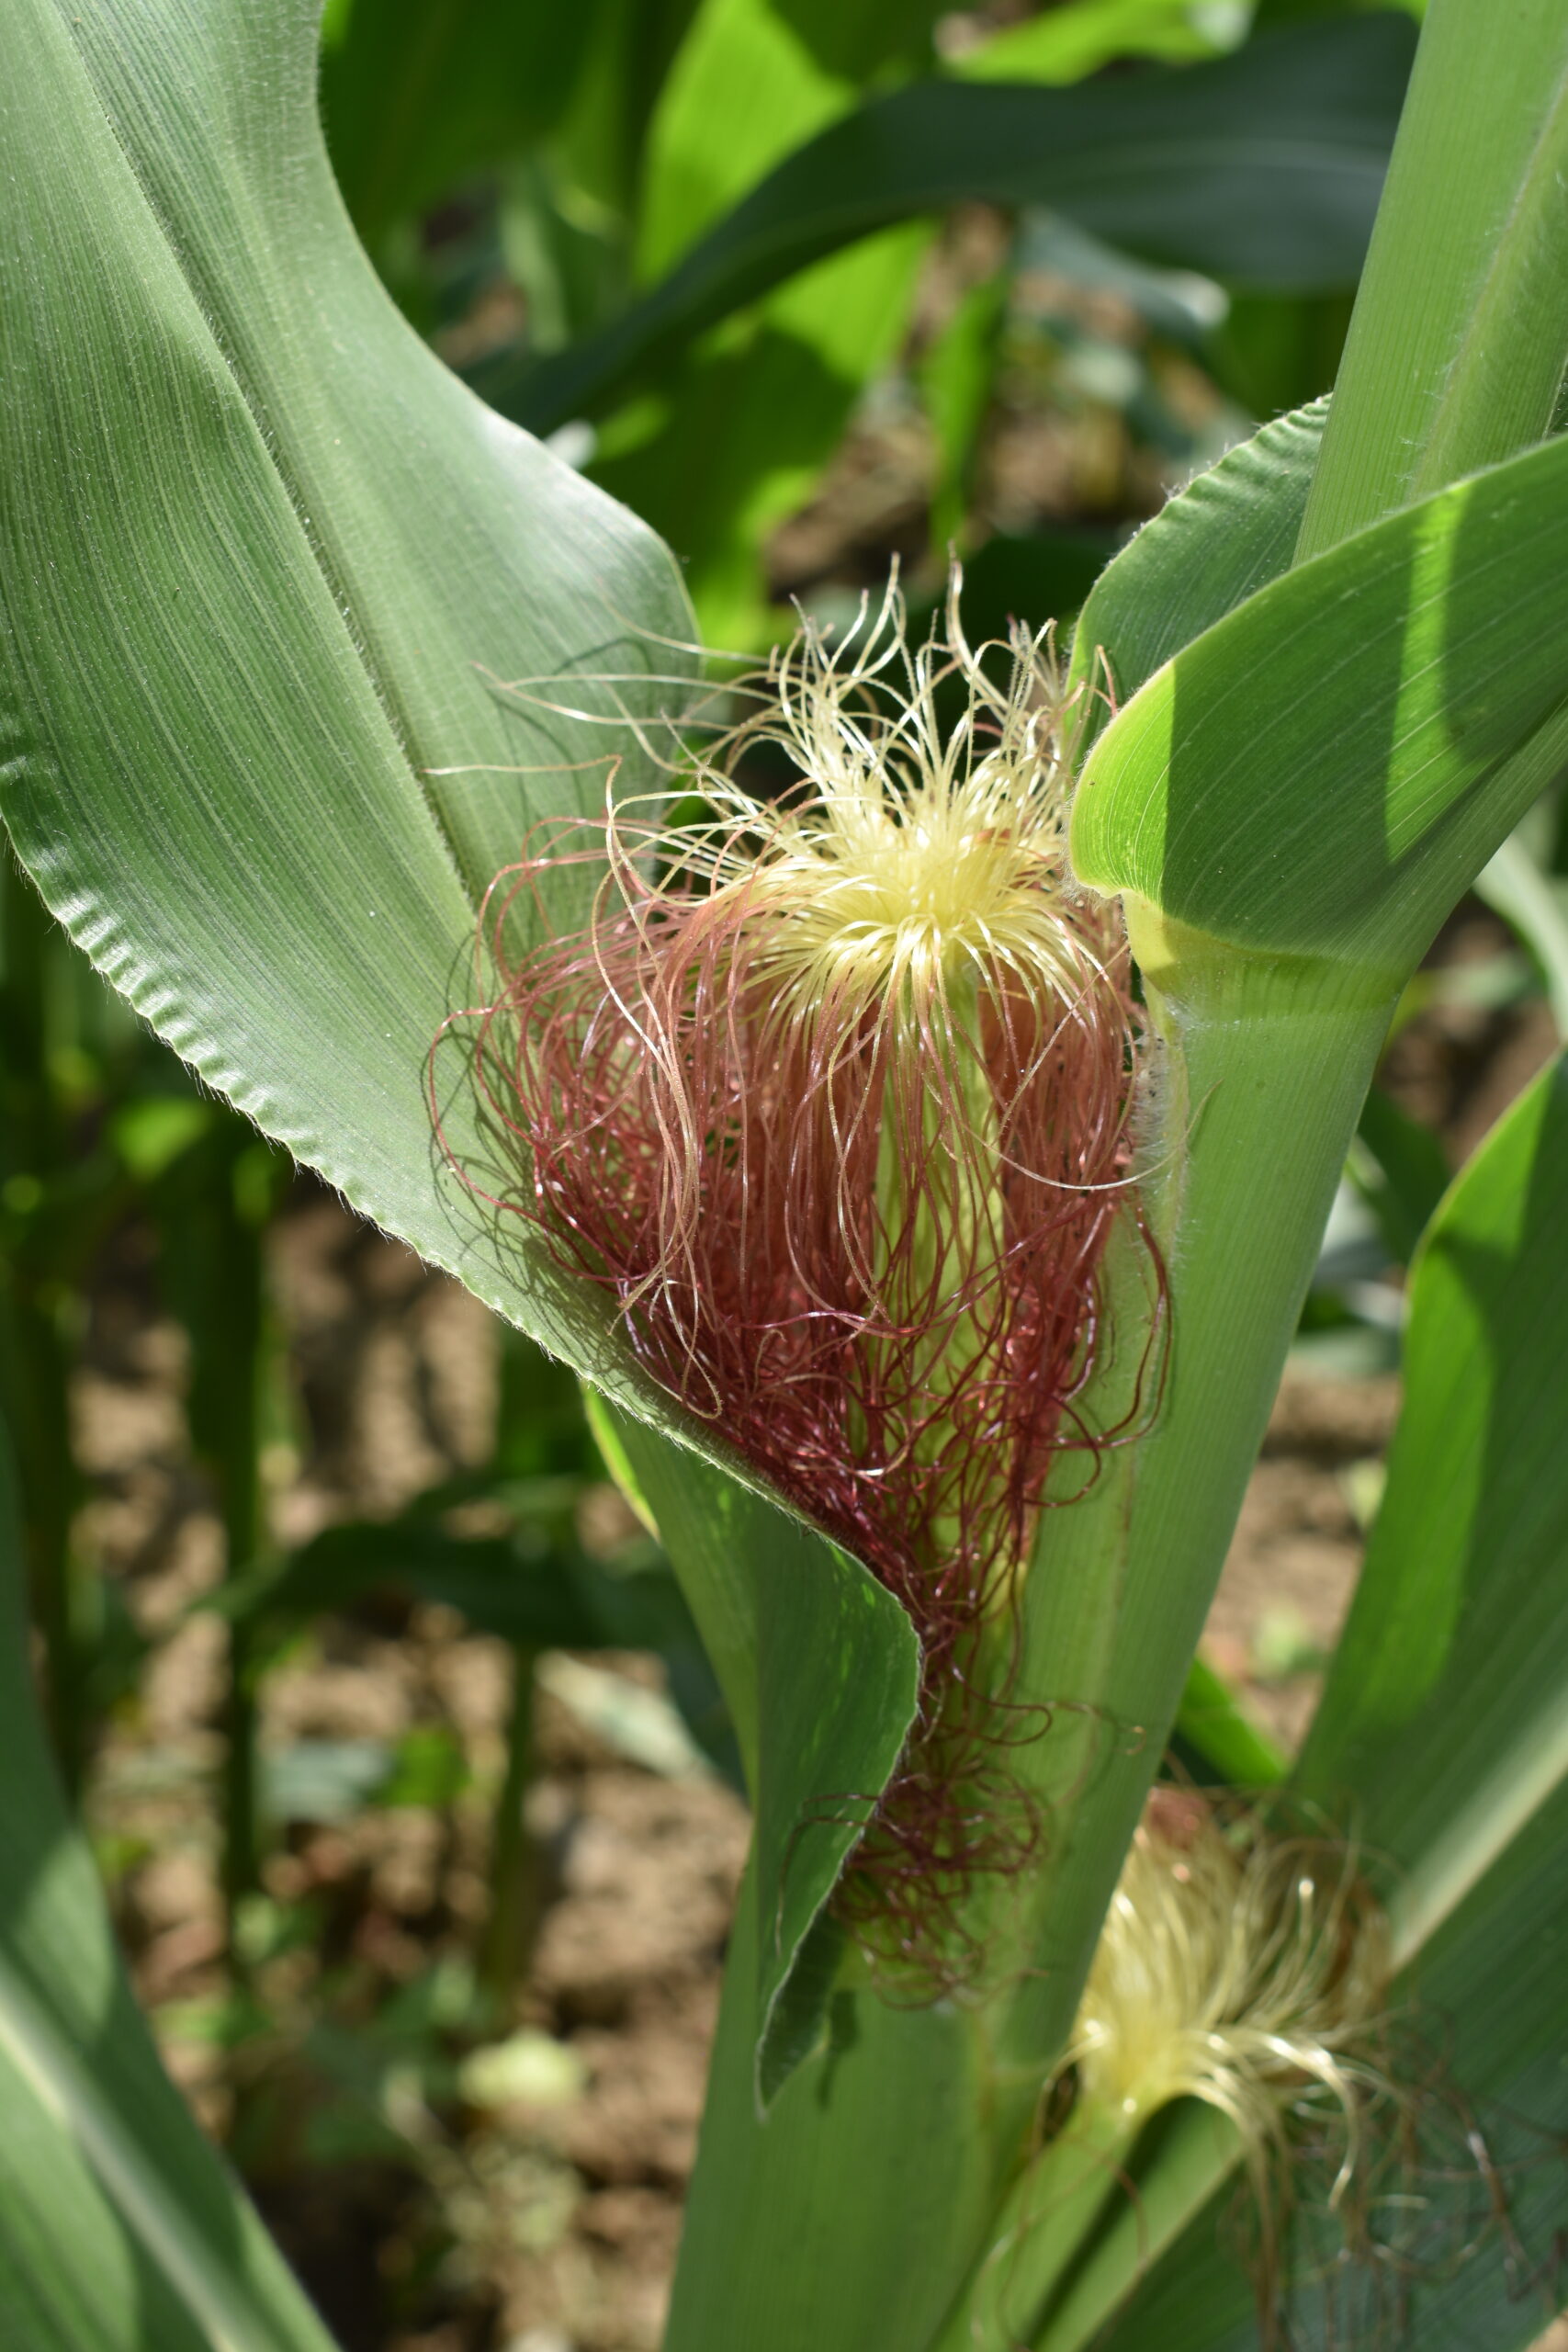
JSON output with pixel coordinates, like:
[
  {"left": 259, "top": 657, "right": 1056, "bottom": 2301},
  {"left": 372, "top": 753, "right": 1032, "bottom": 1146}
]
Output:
[
  {"left": 65, "top": 0, "right": 692, "bottom": 906},
  {"left": 635, "top": 0, "right": 944, "bottom": 274},
  {"left": 0, "top": 1429, "right": 341, "bottom": 2352},
  {"left": 495, "top": 15, "right": 1416, "bottom": 432},
  {"left": 0, "top": 0, "right": 702, "bottom": 1432},
  {"left": 1072, "top": 431, "right": 1568, "bottom": 972},
  {"left": 1302, "top": 1051, "right": 1568, "bottom": 1953},
  {"left": 1295, "top": 0, "right": 1568, "bottom": 555}
]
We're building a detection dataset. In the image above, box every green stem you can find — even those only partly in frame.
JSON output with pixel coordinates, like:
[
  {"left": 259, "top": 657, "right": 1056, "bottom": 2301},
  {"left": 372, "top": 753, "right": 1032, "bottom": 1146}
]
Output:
[
  {"left": 1298, "top": 0, "right": 1568, "bottom": 560},
  {"left": 156, "top": 1127, "right": 284, "bottom": 1951},
  {"left": 477, "top": 1644, "right": 539, "bottom": 2015},
  {"left": 1173, "top": 1651, "right": 1288, "bottom": 1792}
]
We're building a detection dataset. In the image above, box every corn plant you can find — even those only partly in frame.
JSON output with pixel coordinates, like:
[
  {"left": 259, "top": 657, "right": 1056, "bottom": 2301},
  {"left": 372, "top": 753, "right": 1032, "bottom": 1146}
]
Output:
[{"left": 2, "top": 1, "right": 1566, "bottom": 2348}]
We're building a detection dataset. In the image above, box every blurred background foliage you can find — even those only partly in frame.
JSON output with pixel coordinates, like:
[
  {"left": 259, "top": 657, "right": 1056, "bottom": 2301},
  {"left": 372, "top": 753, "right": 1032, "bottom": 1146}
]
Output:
[{"left": 14, "top": 0, "right": 1568, "bottom": 2346}]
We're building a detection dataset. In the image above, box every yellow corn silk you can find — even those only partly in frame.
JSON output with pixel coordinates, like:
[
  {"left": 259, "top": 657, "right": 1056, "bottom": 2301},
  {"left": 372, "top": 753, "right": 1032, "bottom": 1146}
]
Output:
[{"left": 1067, "top": 1790, "right": 1393, "bottom": 2199}]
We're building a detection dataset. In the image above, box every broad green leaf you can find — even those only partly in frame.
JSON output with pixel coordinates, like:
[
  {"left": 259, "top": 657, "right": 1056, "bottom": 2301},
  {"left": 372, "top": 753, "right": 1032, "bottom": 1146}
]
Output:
[
  {"left": 637, "top": 0, "right": 944, "bottom": 275},
  {"left": 1069, "top": 396, "right": 1326, "bottom": 716},
  {"left": 3, "top": 0, "right": 929, "bottom": 2139},
  {"left": 613, "top": 1413, "right": 920, "bottom": 2101},
  {"left": 499, "top": 16, "right": 1416, "bottom": 434},
  {"left": 319, "top": 0, "right": 604, "bottom": 247},
  {"left": 1302, "top": 1052, "right": 1568, "bottom": 1956},
  {"left": 0, "top": 1427, "right": 340, "bottom": 2352},
  {"left": 1072, "top": 431, "right": 1568, "bottom": 974},
  {"left": 0, "top": 0, "right": 708, "bottom": 1443}
]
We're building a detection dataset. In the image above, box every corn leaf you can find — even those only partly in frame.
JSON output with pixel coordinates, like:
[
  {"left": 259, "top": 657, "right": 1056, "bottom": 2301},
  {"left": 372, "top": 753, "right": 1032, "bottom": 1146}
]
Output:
[
  {"left": 1302, "top": 1052, "right": 1568, "bottom": 1962},
  {"left": 1072, "top": 430, "right": 1568, "bottom": 972},
  {"left": 0, "top": 1427, "right": 341, "bottom": 2352},
  {"left": 670, "top": 1913, "right": 998, "bottom": 2352},
  {"left": 498, "top": 14, "right": 1416, "bottom": 433},
  {"left": 0, "top": 0, "right": 698, "bottom": 1429},
  {"left": 0, "top": 0, "right": 934, "bottom": 2156},
  {"left": 1296, "top": 0, "right": 1568, "bottom": 554},
  {"left": 636, "top": 0, "right": 945, "bottom": 276}
]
